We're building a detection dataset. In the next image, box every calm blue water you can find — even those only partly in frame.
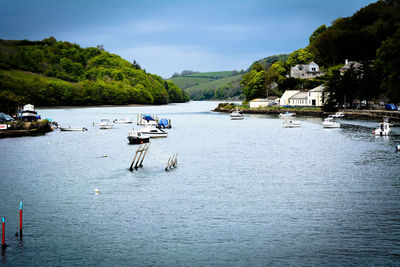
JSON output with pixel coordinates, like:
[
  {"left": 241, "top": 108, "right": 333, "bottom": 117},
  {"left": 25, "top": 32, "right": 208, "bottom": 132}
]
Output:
[{"left": 1, "top": 101, "right": 399, "bottom": 266}]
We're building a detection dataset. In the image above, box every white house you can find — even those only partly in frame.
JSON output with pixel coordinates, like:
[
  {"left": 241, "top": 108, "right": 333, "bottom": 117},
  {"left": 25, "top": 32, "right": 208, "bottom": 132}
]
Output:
[
  {"left": 279, "top": 90, "right": 300, "bottom": 106},
  {"left": 307, "top": 85, "right": 325, "bottom": 106},
  {"left": 288, "top": 91, "right": 308, "bottom": 106},
  {"left": 290, "top": 61, "right": 323, "bottom": 79},
  {"left": 281, "top": 85, "right": 326, "bottom": 107}
]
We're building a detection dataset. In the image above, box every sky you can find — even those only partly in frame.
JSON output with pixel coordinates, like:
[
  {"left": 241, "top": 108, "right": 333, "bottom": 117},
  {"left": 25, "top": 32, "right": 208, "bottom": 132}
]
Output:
[{"left": 0, "top": 0, "right": 377, "bottom": 78}]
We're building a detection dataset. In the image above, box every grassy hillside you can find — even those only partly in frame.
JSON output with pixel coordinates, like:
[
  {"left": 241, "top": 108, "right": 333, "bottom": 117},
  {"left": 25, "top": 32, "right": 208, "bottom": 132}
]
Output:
[
  {"left": 185, "top": 74, "right": 243, "bottom": 100},
  {"left": 169, "top": 70, "right": 241, "bottom": 89},
  {"left": 0, "top": 37, "right": 188, "bottom": 113}
]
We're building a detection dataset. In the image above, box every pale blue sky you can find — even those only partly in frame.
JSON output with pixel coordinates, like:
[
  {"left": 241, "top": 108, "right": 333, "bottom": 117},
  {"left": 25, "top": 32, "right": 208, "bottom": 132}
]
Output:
[{"left": 0, "top": 0, "right": 377, "bottom": 78}]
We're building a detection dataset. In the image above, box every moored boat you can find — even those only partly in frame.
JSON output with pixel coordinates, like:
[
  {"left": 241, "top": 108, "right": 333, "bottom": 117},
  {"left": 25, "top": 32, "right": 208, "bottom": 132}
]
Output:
[
  {"left": 322, "top": 116, "right": 340, "bottom": 128},
  {"left": 230, "top": 109, "right": 244, "bottom": 120},
  {"left": 332, "top": 112, "right": 345, "bottom": 118},
  {"left": 114, "top": 118, "right": 132, "bottom": 124},
  {"left": 373, "top": 118, "right": 391, "bottom": 136},
  {"left": 99, "top": 118, "right": 113, "bottom": 129},
  {"left": 283, "top": 119, "right": 301, "bottom": 128},
  {"left": 279, "top": 111, "right": 296, "bottom": 118},
  {"left": 139, "top": 126, "right": 167, "bottom": 138},
  {"left": 127, "top": 129, "right": 150, "bottom": 144},
  {"left": 60, "top": 126, "right": 88, "bottom": 131}
]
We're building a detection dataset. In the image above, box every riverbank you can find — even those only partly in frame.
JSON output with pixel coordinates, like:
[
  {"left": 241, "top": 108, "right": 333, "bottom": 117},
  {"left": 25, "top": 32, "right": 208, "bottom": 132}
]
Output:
[
  {"left": 214, "top": 103, "right": 400, "bottom": 122},
  {"left": 0, "top": 120, "right": 53, "bottom": 138}
]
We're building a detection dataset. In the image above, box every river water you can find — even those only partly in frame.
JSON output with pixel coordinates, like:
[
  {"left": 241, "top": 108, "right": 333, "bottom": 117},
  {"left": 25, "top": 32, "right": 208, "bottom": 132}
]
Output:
[{"left": 1, "top": 101, "right": 399, "bottom": 266}]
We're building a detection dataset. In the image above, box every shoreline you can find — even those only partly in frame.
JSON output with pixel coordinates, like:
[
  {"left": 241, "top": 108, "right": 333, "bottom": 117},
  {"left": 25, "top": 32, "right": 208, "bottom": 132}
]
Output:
[{"left": 214, "top": 104, "right": 400, "bottom": 122}]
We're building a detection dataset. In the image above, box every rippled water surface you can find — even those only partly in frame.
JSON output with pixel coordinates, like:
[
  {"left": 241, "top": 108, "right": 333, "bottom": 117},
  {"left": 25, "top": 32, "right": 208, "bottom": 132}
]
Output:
[{"left": 1, "top": 101, "right": 400, "bottom": 266}]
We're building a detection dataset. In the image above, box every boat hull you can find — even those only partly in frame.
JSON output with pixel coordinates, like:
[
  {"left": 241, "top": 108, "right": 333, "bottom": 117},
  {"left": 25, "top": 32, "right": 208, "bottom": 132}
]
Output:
[
  {"left": 230, "top": 116, "right": 244, "bottom": 120},
  {"left": 60, "top": 127, "right": 87, "bottom": 131},
  {"left": 127, "top": 136, "right": 150, "bottom": 144},
  {"left": 322, "top": 123, "right": 340, "bottom": 128}
]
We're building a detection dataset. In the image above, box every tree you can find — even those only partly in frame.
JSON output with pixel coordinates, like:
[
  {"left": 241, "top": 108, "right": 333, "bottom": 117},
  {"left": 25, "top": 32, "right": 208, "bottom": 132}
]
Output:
[
  {"left": 376, "top": 29, "right": 400, "bottom": 103},
  {"left": 309, "top": 24, "right": 327, "bottom": 44}
]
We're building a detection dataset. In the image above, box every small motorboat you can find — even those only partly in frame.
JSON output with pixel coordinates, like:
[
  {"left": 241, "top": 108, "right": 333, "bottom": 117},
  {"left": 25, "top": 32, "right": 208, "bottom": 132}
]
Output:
[
  {"left": 279, "top": 111, "right": 296, "bottom": 118},
  {"left": 158, "top": 118, "right": 172, "bottom": 128},
  {"left": 140, "top": 126, "right": 167, "bottom": 138},
  {"left": 138, "top": 115, "right": 158, "bottom": 126},
  {"left": 114, "top": 118, "right": 132, "bottom": 124},
  {"left": 332, "top": 112, "right": 345, "bottom": 118},
  {"left": 127, "top": 129, "right": 150, "bottom": 144},
  {"left": 99, "top": 118, "right": 113, "bottom": 129},
  {"left": 373, "top": 118, "right": 391, "bottom": 136},
  {"left": 230, "top": 109, "right": 244, "bottom": 120},
  {"left": 322, "top": 116, "right": 340, "bottom": 128},
  {"left": 60, "top": 126, "right": 88, "bottom": 131},
  {"left": 283, "top": 119, "right": 301, "bottom": 128}
]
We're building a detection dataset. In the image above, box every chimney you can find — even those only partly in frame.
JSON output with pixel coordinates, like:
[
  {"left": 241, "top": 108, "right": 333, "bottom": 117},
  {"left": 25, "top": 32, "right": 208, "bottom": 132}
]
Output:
[{"left": 345, "top": 59, "right": 349, "bottom": 65}]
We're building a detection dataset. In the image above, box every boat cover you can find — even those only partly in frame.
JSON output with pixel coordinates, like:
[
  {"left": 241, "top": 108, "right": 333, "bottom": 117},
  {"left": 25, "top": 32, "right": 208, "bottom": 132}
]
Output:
[
  {"left": 158, "top": 118, "right": 169, "bottom": 127},
  {"left": 143, "top": 115, "right": 155, "bottom": 121}
]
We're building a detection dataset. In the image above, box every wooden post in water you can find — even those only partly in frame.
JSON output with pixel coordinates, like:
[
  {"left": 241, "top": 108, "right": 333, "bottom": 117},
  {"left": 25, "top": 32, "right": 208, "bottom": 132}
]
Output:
[
  {"left": 2, "top": 217, "right": 6, "bottom": 250},
  {"left": 129, "top": 145, "right": 142, "bottom": 172},
  {"left": 172, "top": 153, "right": 178, "bottom": 167},
  {"left": 19, "top": 202, "right": 23, "bottom": 238},
  {"left": 134, "top": 146, "right": 145, "bottom": 170},
  {"left": 165, "top": 157, "right": 171, "bottom": 171},
  {"left": 138, "top": 144, "right": 150, "bottom": 168}
]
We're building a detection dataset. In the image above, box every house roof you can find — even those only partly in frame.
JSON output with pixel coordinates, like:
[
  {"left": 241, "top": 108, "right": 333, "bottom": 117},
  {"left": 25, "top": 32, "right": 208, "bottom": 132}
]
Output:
[
  {"left": 250, "top": 98, "right": 268, "bottom": 102},
  {"left": 250, "top": 97, "right": 278, "bottom": 102},
  {"left": 341, "top": 61, "right": 362, "bottom": 70},
  {"left": 289, "top": 92, "right": 308, "bottom": 100},
  {"left": 310, "top": 85, "right": 325, "bottom": 92}
]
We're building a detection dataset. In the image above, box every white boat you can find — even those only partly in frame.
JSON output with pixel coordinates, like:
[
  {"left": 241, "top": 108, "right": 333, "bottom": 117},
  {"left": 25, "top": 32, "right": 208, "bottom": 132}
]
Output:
[
  {"left": 127, "top": 129, "right": 150, "bottom": 144},
  {"left": 138, "top": 115, "right": 158, "bottom": 126},
  {"left": 373, "top": 118, "right": 391, "bottom": 136},
  {"left": 279, "top": 111, "right": 296, "bottom": 118},
  {"left": 99, "top": 118, "right": 113, "bottom": 129},
  {"left": 322, "top": 116, "right": 340, "bottom": 128},
  {"left": 230, "top": 109, "right": 244, "bottom": 120},
  {"left": 139, "top": 126, "right": 167, "bottom": 138},
  {"left": 283, "top": 119, "right": 301, "bottom": 128},
  {"left": 114, "top": 118, "right": 132, "bottom": 124},
  {"left": 60, "top": 126, "right": 88, "bottom": 131},
  {"left": 332, "top": 112, "right": 345, "bottom": 118}
]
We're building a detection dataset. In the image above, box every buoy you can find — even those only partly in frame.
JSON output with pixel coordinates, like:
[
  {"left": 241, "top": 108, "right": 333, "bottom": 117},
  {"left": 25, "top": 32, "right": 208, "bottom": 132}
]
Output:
[
  {"left": 396, "top": 145, "right": 400, "bottom": 152},
  {"left": 94, "top": 189, "right": 100, "bottom": 194}
]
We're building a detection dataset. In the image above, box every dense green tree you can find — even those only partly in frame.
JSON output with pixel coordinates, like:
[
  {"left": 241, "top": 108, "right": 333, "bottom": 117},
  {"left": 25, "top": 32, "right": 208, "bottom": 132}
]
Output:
[
  {"left": 376, "top": 29, "right": 400, "bottom": 103},
  {"left": 309, "top": 24, "right": 327, "bottom": 44},
  {"left": 0, "top": 37, "right": 187, "bottom": 107}
]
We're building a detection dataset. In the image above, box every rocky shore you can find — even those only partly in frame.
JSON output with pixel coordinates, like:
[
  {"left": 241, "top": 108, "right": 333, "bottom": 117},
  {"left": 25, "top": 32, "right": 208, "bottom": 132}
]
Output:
[
  {"left": 0, "top": 120, "right": 53, "bottom": 138},
  {"left": 214, "top": 103, "right": 400, "bottom": 122}
]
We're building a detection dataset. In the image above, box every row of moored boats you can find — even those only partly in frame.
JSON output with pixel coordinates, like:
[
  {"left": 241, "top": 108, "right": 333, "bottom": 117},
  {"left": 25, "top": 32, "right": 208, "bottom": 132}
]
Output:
[
  {"left": 230, "top": 109, "right": 393, "bottom": 135},
  {"left": 60, "top": 115, "right": 171, "bottom": 144}
]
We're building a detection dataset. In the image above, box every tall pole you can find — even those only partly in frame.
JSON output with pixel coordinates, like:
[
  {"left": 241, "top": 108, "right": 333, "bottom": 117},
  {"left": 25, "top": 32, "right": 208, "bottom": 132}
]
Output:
[
  {"left": 19, "top": 201, "right": 23, "bottom": 238},
  {"left": 2, "top": 217, "right": 5, "bottom": 250}
]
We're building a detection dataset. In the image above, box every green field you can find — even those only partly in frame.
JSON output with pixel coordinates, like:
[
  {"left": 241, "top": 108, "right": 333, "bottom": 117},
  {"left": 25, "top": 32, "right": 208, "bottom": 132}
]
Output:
[
  {"left": 169, "top": 71, "right": 240, "bottom": 89},
  {"left": 185, "top": 74, "right": 243, "bottom": 100}
]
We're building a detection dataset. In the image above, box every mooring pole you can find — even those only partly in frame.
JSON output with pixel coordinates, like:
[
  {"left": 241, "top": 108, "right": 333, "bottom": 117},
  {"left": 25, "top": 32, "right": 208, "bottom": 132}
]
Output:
[
  {"left": 129, "top": 145, "right": 142, "bottom": 172},
  {"left": 135, "top": 147, "right": 145, "bottom": 170},
  {"left": 19, "top": 202, "right": 23, "bottom": 238},
  {"left": 2, "top": 217, "right": 6, "bottom": 250},
  {"left": 138, "top": 144, "right": 150, "bottom": 168},
  {"left": 165, "top": 157, "right": 171, "bottom": 171},
  {"left": 173, "top": 153, "right": 178, "bottom": 167}
]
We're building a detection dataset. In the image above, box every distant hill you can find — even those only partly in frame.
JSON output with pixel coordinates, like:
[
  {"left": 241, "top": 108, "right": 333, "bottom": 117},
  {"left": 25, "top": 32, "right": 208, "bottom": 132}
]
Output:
[
  {"left": 0, "top": 37, "right": 188, "bottom": 113},
  {"left": 169, "top": 70, "right": 244, "bottom": 100}
]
